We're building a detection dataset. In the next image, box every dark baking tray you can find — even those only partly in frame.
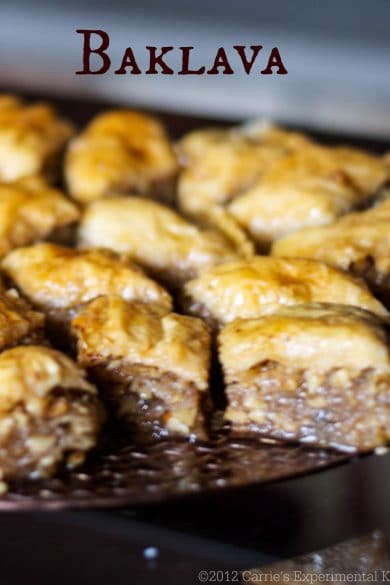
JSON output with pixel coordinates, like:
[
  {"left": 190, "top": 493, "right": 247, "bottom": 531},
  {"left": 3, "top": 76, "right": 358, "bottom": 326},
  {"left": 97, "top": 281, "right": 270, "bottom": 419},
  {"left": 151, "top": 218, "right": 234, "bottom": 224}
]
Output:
[{"left": 0, "top": 89, "right": 388, "bottom": 512}]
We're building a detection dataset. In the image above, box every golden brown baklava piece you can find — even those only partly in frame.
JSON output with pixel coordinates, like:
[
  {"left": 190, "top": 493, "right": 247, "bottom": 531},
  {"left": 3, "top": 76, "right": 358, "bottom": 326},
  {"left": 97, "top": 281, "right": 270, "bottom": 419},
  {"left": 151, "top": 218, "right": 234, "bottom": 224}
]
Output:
[
  {"left": 65, "top": 110, "right": 178, "bottom": 204},
  {"left": 0, "top": 289, "right": 44, "bottom": 349},
  {"left": 78, "top": 196, "right": 247, "bottom": 287},
  {"left": 219, "top": 304, "right": 390, "bottom": 452},
  {"left": 182, "top": 257, "right": 387, "bottom": 330},
  {"left": 272, "top": 199, "right": 390, "bottom": 306},
  {"left": 72, "top": 296, "right": 211, "bottom": 438},
  {"left": 177, "top": 122, "right": 311, "bottom": 218},
  {"left": 0, "top": 176, "right": 79, "bottom": 258},
  {"left": 0, "top": 345, "right": 104, "bottom": 480},
  {"left": 0, "top": 95, "right": 73, "bottom": 183},
  {"left": 228, "top": 143, "right": 389, "bottom": 248},
  {"left": 2, "top": 243, "right": 171, "bottom": 339}
]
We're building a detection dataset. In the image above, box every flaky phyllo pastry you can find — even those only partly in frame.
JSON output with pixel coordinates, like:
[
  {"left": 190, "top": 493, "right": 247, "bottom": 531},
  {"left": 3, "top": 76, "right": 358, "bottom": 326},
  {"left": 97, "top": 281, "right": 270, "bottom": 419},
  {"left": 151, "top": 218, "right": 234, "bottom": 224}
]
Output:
[
  {"left": 219, "top": 304, "right": 390, "bottom": 452},
  {"left": 0, "top": 95, "right": 389, "bottom": 484},
  {"left": 0, "top": 288, "right": 44, "bottom": 350},
  {"left": 1, "top": 243, "right": 172, "bottom": 340},
  {"left": 0, "top": 95, "right": 73, "bottom": 183},
  {"left": 72, "top": 296, "right": 211, "bottom": 438},
  {"left": 178, "top": 122, "right": 389, "bottom": 248},
  {"left": 0, "top": 176, "right": 79, "bottom": 258},
  {"left": 65, "top": 110, "right": 179, "bottom": 204},
  {"left": 177, "top": 122, "right": 311, "bottom": 217},
  {"left": 182, "top": 256, "right": 387, "bottom": 330},
  {"left": 78, "top": 196, "right": 250, "bottom": 287},
  {"left": 272, "top": 198, "right": 390, "bottom": 305},
  {"left": 0, "top": 346, "right": 104, "bottom": 480}
]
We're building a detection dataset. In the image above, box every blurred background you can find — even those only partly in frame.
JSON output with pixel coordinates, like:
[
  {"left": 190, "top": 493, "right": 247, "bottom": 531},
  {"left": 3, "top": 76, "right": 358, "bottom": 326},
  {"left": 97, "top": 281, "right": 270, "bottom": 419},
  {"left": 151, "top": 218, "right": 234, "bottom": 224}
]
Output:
[{"left": 1, "top": 0, "right": 390, "bottom": 138}]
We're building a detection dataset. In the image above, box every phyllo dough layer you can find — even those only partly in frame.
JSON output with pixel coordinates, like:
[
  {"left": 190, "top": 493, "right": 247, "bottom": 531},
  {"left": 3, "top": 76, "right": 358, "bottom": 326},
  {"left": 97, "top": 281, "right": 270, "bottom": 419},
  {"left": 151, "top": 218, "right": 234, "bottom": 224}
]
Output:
[
  {"left": 0, "top": 176, "right": 79, "bottom": 258},
  {"left": 78, "top": 196, "right": 247, "bottom": 287},
  {"left": 0, "top": 289, "right": 45, "bottom": 350},
  {"left": 183, "top": 256, "right": 387, "bottom": 330},
  {"left": 272, "top": 199, "right": 390, "bottom": 305},
  {"left": 65, "top": 110, "right": 178, "bottom": 204},
  {"left": 177, "top": 122, "right": 310, "bottom": 218},
  {"left": 219, "top": 304, "right": 390, "bottom": 452},
  {"left": 228, "top": 144, "right": 389, "bottom": 248},
  {"left": 0, "top": 94, "right": 73, "bottom": 182},
  {"left": 0, "top": 345, "right": 104, "bottom": 480},
  {"left": 72, "top": 296, "right": 211, "bottom": 437},
  {"left": 2, "top": 243, "right": 172, "bottom": 324}
]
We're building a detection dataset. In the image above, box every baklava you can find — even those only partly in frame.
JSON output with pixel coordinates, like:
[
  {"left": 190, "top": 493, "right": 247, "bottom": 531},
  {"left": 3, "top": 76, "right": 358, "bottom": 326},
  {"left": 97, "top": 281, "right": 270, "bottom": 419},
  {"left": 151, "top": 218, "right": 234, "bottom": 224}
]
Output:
[
  {"left": 0, "top": 176, "right": 79, "bottom": 257},
  {"left": 0, "top": 289, "right": 45, "bottom": 349},
  {"left": 65, "top": 110, "right": 178, "bottom": 204},
  {"left": 219, "top": 304, "right": 390, "bottom": 452},
  {"left": 78, "top": 196, "right": 247, "bottom": 287},
  {"left": 72, "top": 296, "right": 211, "bottom": 438},
  {"left": 0, "top": 345, "right": 104, "bottom": 480},
  {"left": 182, "top": 257, "right": 387, "bottom": 330},
  {"left": 2, "top": 243, "right": 172, "bottom": 340},
  {"left": 228, "top": 143, "right": 389, "bottom": 248},
  {"left": 0, "top": 95, "right": 73, "bottom": 183},
  {"left": 177, "top": 122, "right": 311, "bottom": 218},
  {"left": 272, "top": 199, "right": 390, "bottom": 306}
]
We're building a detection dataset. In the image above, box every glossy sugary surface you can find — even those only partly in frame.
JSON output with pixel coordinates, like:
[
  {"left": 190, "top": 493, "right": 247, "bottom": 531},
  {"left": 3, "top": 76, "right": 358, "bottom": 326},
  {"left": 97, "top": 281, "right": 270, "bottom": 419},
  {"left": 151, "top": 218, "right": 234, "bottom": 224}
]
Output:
[
  {"left": 183, "top": 256, "right": 387, "bottom": 328},
  {"left": 178, "top": 120, "right": 389, "bottom": 248},
  {"left": 0, "top": 346, "right": 104, "bottom": 481},
  {"left": 219, "top": 303, "right": 389, "bottom": 373},
  {"left": 228, "top": 143, "right": 389, "bottom": 246},
  {"left": 0, "top": 176, "right": 79, "bottom": 258},
  {"left": 0, "top": 97, "right": 388, "bottom": 507},
  {"left": 0, "top": 95, "right": 73, "bottom": 182},
  {"left": 78, "top": 196, "right": 243, "bottom": 285},
  {"left": 65, "top": 110, "right": 178, "bottom": 204},
  {"left": 177, "top": 122, "right": 310, "bottom": 217},
  {"left": 0, "top": 428, "right": 345, "bottom": 510},
  {"left": 2, "top": 243, "right": 172, "bottom": 312},
  {"left": 72, "top": 296, "right": 210, "bottom": 391},
  {"left": 0, "top": 290, "right": 44, "bottom": 350},
  {"left": 0, "top": 345, "right": 96, "bottom": 413},
  {"left": 272, "top": 198, "right": 390, "bottom": 276},
  {"left": 219, "top": 304, "right": 390, "bottom": 451}
]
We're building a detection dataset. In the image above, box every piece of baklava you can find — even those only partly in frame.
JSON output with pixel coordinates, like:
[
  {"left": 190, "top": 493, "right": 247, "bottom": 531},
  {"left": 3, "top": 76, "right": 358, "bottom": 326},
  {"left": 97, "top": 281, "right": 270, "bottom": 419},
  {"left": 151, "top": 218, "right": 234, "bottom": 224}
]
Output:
[
  {"left": 78, "top": 196, "right": 247, "bottom": 287},
  {"left": 219, "top": 304, "right": 390, "bottom": 452},
  {"left": 2, "top": 243, "right": 172, "bottom": 342},
  {"left": 228, "top": 143, "right": 389, "bottom": 248},
  {"left": 0, "top": 176, "right": 79, "bottom": 257},
  {"left": 65, "top": 110, "right": 178, "bottom": 204},
  {"left": 0, "top": 94, "right": 73, "bottom": 183},
  {"left": 0, "top": 289, "right": 45, "bottom": 349},
  {"left": 71, "top": 296, "right": 211, "bottom": 438},
  {"left": 177, "top": 121, "right": 311, "bottom": 218},
  {"left": 272, "top": 199, "right": 390, "bottom": 306},
  {"left": 0, "top": 345, "right": 104, "bottom": 480},
  {"left": 182, "top": 257, "right": 387, "bottom": 330}
]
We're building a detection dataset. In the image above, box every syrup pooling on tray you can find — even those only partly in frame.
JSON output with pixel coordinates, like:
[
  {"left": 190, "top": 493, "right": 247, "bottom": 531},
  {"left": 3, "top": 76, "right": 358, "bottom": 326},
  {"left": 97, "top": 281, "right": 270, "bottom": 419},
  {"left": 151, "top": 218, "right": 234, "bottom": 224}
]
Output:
[{"left": 0, "top": 93, "right": 388, "bottom": 503}]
